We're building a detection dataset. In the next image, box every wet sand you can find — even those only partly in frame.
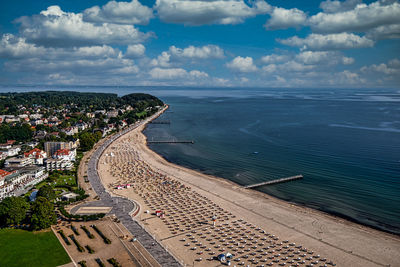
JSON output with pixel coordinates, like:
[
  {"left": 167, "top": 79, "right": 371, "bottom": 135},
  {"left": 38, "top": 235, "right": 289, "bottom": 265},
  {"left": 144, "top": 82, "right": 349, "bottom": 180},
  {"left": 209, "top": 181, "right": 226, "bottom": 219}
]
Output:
[{"left": 97, "top": 106, "right": 400, "bottom": 267}]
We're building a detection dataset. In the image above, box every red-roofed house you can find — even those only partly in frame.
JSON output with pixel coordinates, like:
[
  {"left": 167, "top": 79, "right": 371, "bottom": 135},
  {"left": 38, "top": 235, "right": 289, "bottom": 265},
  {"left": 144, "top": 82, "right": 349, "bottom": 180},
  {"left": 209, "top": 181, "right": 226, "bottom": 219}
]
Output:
[
  {"left": 24, "top": 148, "right": 47, "bottom": 165},
  {"left": 0, "top": 169, "right": 12, "bottom": 187},
  {"left": 53, "top": 149, "right": 76, "bottom": 162}
]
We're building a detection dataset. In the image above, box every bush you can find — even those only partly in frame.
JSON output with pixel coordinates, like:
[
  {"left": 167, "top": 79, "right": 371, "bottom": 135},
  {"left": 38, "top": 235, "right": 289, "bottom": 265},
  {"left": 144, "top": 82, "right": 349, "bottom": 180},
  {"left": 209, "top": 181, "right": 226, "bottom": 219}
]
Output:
[
  {"left": 71, "top": 225, "right": 79, "bottom": 235},
  {"left": 91, "top": 225, "right": 111, "bottom": 244},
  {"left": 69, "top": 234, "right": 84, "bottom": 252},
  {"left": 58, "top": 230, "right": 71, "bottom": 245},
  {"left": 107, "top": 258, "right": 122, "bottom": 267},
  {"left": 81, "top": 225, "right": 94, "bottom": 239},
  {"left": 85, "top": 245, "right": 95, "bottom": 254},
  {"left": 78, "top": 261, "right": 87, "bottom": 267},
  {"left": 95, "top": 258, "right": 105, "bottom": 267}
]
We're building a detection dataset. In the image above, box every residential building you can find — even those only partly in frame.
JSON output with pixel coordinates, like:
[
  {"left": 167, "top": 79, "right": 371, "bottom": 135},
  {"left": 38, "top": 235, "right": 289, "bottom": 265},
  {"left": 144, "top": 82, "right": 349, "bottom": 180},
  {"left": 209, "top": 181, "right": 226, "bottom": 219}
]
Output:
[
  {"left": 106, "top": 109, "right": 119, "bottom": 118},
  {"left": 53, "top": 149, "right": 76, "bottom": 162},
  {"left": 45, "top": 158, "right": 73, "bottom": 171},
  {"left": 5, "top": 157, "right": 34, "bottom": 168},
  {"left": 44, "top": 141, "right": 78, "bottom": 157},
  {"left": 24, "top": 148, "right": 47, "bottom": 165}
]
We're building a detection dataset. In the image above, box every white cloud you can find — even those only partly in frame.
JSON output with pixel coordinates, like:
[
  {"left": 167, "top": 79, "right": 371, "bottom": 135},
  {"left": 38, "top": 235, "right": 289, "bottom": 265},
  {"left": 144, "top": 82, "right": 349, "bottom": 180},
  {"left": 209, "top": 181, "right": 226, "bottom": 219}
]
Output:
[
  {"left": 226, "top": 56, "right": 258, "bottom": 72},
  {"left": 295, "top": 51, "right": 354, "bottom": 65},
  {"left": 262, "top": 64, "right": 277, "bottom": 73},
  {"left": 189, "top": 70, "right": 209, "bottom": 78},
  {"left": 279, "top": 33, "right": 374, "bottom": 50},
  {"left": 149, "top": 67, "right": 208, "bottom": 79},
  {"left": 150, "top": 51, "right": 172, "bottom": 67},
  {"left": 169, "top": 45, "right": 224, "bottom": 59},
  {"left": 126, "top": 44, "right": 146, "bottom": 58},
  {"left": 260, "top": 54, "right": 290, "bottom": 64},
  {"left": 342, "top": 56, "right": 355, "bottom": 65},
  {"left": 0, "top": 34, "right": 44, "bottom": 58},
  {"left": 264, "top": 7, "right": 307, "bottom": 30},
  {"left": 366, "top": 23, "right": 400, "bottom": 40},
  {"left": 319, "top": 0, "right": 362, "bottom": 13},
  {"left": 155, "top": 0, "right": 271, "bottom": 25},
  {"left": 16, "top": 5, "right": 151, "bottom": 47},
  {"left": 83, "top": 0, "right": 153, "bottom": 25},
  {"left": 309, "top": 1, "right": 400, "bottom": 34}
]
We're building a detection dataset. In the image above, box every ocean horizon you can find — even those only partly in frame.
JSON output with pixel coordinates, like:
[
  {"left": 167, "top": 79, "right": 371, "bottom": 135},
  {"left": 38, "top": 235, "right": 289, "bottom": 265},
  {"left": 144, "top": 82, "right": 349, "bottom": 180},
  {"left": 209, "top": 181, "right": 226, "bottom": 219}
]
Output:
[{"left": 1, "top": 85, "right": 399, "bottom": 234}]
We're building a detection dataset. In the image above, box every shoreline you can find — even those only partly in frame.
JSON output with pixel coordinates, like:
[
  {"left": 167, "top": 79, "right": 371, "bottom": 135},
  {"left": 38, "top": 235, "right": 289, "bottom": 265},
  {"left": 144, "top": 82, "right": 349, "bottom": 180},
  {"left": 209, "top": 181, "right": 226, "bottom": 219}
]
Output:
[
  {"left": 97, "top": 105, "right": 400, "bottom": 266},
  {"left": 144, "top": 144, "right": 400, "bottom": 236}
]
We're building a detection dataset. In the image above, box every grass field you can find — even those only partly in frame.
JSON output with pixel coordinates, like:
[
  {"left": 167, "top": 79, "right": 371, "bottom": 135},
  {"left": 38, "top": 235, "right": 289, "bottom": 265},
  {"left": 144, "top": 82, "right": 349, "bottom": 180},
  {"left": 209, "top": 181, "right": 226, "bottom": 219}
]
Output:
[{"left": 0, "top": 228, "right": 71, "bottom": 267}]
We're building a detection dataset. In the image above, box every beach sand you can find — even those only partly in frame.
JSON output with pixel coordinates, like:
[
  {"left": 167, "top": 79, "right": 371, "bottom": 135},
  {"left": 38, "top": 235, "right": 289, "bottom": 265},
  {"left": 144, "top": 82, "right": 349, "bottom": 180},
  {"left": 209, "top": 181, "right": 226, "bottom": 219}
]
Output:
[{"left": 96, "top": 107, "right": 400, "bottom": 267}]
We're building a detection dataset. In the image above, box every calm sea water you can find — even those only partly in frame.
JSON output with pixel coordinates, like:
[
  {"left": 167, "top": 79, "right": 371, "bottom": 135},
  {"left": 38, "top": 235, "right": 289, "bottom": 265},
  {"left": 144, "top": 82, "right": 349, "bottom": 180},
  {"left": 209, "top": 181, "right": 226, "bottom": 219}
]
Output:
[{"left": 2, "top": 86, "right": 400, "bottom": 234}]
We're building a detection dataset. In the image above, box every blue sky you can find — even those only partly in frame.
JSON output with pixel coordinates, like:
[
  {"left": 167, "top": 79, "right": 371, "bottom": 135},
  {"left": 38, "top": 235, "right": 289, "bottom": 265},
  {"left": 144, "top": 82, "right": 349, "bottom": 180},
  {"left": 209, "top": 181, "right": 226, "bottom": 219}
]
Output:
[{"left": 0, "top": 0, "right": 399, "bottom": 87}]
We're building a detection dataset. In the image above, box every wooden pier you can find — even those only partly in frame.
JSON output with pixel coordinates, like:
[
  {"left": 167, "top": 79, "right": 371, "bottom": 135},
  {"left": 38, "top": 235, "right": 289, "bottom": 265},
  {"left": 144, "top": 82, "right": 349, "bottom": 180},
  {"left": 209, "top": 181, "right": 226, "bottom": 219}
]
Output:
[
  {"left": 147, "top": 140, "right": 194, "bottom": 144},
  {"left": 244, "top": 175, "right": 303, "bottom": 189},
  {"left": 150, "top": 120, "right": 171, "bottom": 124}
]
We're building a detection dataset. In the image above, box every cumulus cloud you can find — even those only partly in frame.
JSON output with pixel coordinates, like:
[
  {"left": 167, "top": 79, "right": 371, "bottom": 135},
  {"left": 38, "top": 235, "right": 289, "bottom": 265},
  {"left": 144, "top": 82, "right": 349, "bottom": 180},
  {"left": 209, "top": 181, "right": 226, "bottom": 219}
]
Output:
[
  {"left": 16, "top": 5, "right": 151, "bottom": 47},
  {"left": 260, "top": 54, "right": 290, "bottom": 64},
  {"left": 226, "top": 56, "right": 258, "bottom": 72},
  {"left": 125, "top": 44, "right": 146, "bottom": 58},
  {"left": 83, "top": 0, "right": 153, "bottom": 25},
  {"left": 150, "top": 51, "right": 172, "bottom": 67},
  {"left": 279, "top": 33, "right": 374, "bottom": 50},
  {"left": 264, "top": 7, "right": 307, "bottom": 30},
  {"left": 169, "top": 45, "right": 224, "bottom": 59},
  {"left": 319, "top": 0, "right": 362, "bottom": 13},
  {"left": 0, "top": 34, "right": 44, "bottom": 58},
  {"left": 366, "top": 23, "right": 400, "bottom": 40},
  {"left": 155, "top": 0, "right": 271, "bottom": 25},
  {"left": 309, "top": 1, "right": 400, "bottom": 34},
  {"left": 149, "top": 67, "right": 208, "bottom": 79},
  {"left": 295, "top": 51, "right": 354, "bottom": 65}
]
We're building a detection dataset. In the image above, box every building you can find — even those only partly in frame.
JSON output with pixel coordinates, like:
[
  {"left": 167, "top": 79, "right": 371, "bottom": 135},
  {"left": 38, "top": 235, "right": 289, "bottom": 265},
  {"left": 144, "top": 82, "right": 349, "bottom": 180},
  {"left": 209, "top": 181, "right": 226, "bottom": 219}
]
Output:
[
  {"left": 62, "top": 126, "right": 78, "bottom": 136},
  {"left": 106, "top": 109, "right": 119, "bottom": 118},
  {"left": 53, "top": 149, "right": 76, "bottom": 162},
  {"left": 5, "top": 157, "right": 34, "bottom": 168},
  {"left": 44, "top": 141, "right": 78, "bottom": 157},
  {"left": 24, "top": 148, "right": 47, "bottom": 165},
  {"left": 45, "top": 158, "right": 73, "bottom": 171},
  {"left": 0, "top": 146, "right": 21, "bottom": 157}
]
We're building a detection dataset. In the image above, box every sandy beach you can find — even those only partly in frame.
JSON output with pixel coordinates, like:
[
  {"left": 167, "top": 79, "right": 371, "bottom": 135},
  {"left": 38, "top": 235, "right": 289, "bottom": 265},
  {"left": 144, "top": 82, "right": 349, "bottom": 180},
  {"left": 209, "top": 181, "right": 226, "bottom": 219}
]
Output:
[{"left": 95, "top": 106, "right": 400, "bottom": 267}]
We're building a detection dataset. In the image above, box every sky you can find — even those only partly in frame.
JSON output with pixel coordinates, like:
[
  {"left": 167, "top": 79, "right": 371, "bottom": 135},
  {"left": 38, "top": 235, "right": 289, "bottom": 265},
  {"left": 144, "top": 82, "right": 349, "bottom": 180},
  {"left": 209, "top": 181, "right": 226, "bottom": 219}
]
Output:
[{"left": 0, "top": 0, "right": 399, "bottom": 88}]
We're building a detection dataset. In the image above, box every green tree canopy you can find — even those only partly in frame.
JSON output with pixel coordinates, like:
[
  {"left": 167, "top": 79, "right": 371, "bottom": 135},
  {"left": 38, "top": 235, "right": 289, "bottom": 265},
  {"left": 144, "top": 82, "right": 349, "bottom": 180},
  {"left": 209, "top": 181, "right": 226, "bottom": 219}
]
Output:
[
  {"left": 37, "top": 185, "right": 56, "bottom": 201},
  {"left": 79, "top": 132, "right": 96, "bottom": 151},
  {"left": 0, "top": 196, "right": 29, "bottom": 226},
  {"left": 30, "top": 196, "right": 56, "bottom": 230}
]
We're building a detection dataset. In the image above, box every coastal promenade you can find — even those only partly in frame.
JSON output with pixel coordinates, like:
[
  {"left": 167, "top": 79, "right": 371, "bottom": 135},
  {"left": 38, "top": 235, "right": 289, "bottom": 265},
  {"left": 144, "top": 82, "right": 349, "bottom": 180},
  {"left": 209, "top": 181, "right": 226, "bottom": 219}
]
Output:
[
  {"left": 86, "top": 107, "right": 181, "bottom": 267},
  {"left": 87, "top": 105, "right": 400, "bottom": 267}
]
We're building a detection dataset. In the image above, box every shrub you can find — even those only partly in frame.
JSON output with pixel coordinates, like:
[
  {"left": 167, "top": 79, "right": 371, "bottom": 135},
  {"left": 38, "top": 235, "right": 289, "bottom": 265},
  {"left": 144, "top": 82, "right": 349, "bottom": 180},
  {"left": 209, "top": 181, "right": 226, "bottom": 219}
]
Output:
[
  {"left": 107, "top": 258, "right": 122, "bottom": 267},
  {"left": 81, "top": 225, "right": 94, "bottom": 239},
  {"left": 69, "top": 234, "right": 84, "bottom": 252},
  {"left": 95, "top": 258, "right": 105, "bottom": 267},
  {"left": 85, "top": 245, "right": 95, "bottom": 254},
  {"left": 58, "top": 230, "right": 71, "bottom": 245},
  {"left": 78, "top": 261, "right": 87, "bottom": 267},
  {"left": 91, "top": 225, "right": 111, "bottom": 244},
  {"left": 71, "top": 225, "right": 80, "bottom": 235}
]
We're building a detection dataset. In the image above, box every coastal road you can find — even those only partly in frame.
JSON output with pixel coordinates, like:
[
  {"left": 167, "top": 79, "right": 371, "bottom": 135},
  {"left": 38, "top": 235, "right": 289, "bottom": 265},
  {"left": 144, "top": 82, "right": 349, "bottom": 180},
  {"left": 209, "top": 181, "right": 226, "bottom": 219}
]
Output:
[{"left": 86, "top": 109, "right": 181, "bottom": 267}]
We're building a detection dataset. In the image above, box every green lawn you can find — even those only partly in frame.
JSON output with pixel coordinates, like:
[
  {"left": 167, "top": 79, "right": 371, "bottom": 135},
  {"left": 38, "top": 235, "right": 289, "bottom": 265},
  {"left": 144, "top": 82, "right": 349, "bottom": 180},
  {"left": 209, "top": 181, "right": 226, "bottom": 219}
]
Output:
[{"left": 0, "top": 229, "right": 71, "bottom": 267}]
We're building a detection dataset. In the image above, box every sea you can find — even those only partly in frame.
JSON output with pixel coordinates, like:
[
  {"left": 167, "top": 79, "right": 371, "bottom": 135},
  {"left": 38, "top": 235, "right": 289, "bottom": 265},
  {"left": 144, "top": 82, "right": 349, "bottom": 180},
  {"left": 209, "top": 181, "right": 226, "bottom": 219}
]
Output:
[{"left": 2, "top": 85, "right": 400, "bottom": 234}]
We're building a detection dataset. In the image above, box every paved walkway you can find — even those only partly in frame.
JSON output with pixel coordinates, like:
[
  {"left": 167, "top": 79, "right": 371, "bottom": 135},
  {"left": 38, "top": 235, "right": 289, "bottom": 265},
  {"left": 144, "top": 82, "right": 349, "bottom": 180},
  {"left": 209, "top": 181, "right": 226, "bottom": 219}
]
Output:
[{"left": 86, "top": 118, "right": 181, "bottom": 267}]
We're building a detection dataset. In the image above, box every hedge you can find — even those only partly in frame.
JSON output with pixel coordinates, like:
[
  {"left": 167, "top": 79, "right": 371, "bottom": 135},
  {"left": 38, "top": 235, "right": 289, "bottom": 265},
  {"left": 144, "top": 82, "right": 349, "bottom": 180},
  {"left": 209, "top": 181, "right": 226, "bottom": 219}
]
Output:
[
  {"left": 91, "top": 225, "right": 111, "bottom": 244},
  {"left": 69, "top": 234, "right": 84, "bottom": 252},
  {"left": 81, "top": 225, "right": 94, "bottom": 239},
  {"left": 95, "top": 258, "right": 105, "bottom": 267},
  {"left": 85, "top": 245, "right": 95, "bottom": 254},
  {"left": 78, "top": 261, "right": 87, "bottom": 267},
  {"left": 107, "top": 258, "right": 122, "bottom": 267},
  {"left": 57, "top": 230, "right": 71, "bottom": 245}
]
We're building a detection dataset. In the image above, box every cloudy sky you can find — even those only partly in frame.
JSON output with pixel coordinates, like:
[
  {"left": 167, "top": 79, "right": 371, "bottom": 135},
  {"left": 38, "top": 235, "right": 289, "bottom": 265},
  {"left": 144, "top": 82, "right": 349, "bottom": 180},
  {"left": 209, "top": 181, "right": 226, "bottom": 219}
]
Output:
[{"left": 0, "top": 0, "right": 399, "bottom": 87}]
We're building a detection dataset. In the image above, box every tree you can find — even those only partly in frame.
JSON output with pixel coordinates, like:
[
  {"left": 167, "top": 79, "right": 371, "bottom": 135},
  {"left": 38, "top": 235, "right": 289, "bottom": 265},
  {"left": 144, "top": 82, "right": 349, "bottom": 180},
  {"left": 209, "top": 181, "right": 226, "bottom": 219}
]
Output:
[
  {"left": 79, "top": 132, "right": 96, "bottom": 151},
  {"left": 30, "top": 196, "right": 56, "bottom": 230},
  {"left": 0, "top": 196, "right": 29, "bottom": 226},
  {"left": 37, "top": 184, "right": 56, "bottom": 201}
]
